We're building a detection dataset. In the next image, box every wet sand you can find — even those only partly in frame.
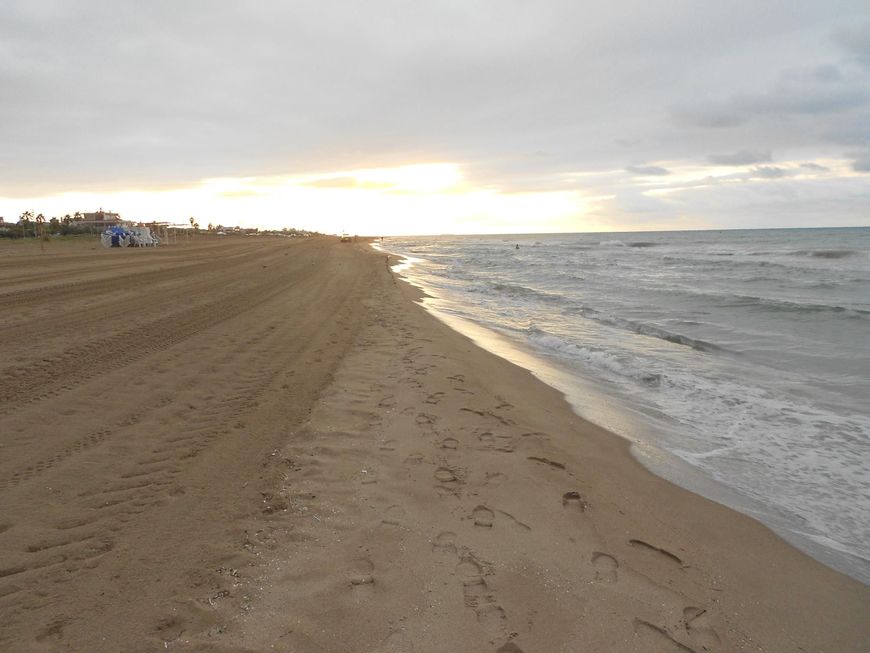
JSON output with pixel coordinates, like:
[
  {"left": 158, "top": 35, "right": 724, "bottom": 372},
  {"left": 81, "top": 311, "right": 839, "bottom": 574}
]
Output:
[{"left": 0, "top": 236, "right": 866, "bottom": 652}]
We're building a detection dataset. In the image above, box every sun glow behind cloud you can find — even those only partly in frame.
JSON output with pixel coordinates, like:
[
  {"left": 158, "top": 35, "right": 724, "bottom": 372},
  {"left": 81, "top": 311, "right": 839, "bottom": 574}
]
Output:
[
  {"left": 0, "top": 163, "right": 611, "bottom": 236},
  {"left": 3, "top": 156, "right": 865, "bottom": 236}
]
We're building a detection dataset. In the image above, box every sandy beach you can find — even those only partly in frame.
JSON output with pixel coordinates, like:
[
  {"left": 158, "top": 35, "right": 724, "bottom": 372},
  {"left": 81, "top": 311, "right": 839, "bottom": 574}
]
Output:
[{"left": 0, "top": 236, "right": 867, "bottom": 652}]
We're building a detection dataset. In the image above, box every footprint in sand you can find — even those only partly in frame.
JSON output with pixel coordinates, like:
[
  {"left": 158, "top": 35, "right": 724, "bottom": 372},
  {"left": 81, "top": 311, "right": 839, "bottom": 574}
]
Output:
[
  {"left": 456, "top": 557, "right": 508, "bottom": 639},
  {"left": 633, "top": 618, "right": 697, "bottom": 652},
  {"left": 435, "top": 484, "right": 462, "bottom": 499},
  {"left": 348, "top": 558, "right": 375, "bottom": 586},
  {"left": 439, "top": 437, "right": 459, "bottom": 450},
  {"left": 382, "top": 505, "right": 406, "bottom": 528},
  {"left": 153, "top": 599, "right": 220, "bottom": 644},
  {"left": 562, "top": 491, "right": 588, "bottom": 512},
  {"left": 379, "top": 440, "right": 397, "bottom": 451},
  {"left": 456, "top": 556, "right": 485, "bottom": 583},
  {"left": 377, "top": 395, "right": 396, "bottom": 408},
  {"left": 405, "top": 452, "right": 424, "bottom": 465},
  {"left": 477, "top": 604, "right": 508, "bottom": 638},
  {"left": 591, "top": 552, "right": 619, "bottom": 583},
  {"left": 377, "top": 630, "right": 414, "bottom": 652},
  {"left": 528, "top": 456, "right": 565, "bottom": 470},
  {"left": 358, "top": 468, "right": 378, "bottom": 485},
  {"left": 629, "top": 539, "right": 683, "bottom": 566},
  {"left": 35, "top": 619, "right": 67, "bottom": 644},
  {"left": 432, "top": 531, "right": 457, "bottom": 555},
  {"left": 484, "top": 472, "right": 507, "bottom": 487},
  {"left": 684, "top": 606, "right": 721, "bottom": 649},
  {"left": 472, "top": 505, "right": 495, "bottom": 528},
  {"left": 496, "top": 644, "right": 525, "bottom": 653},
  {"left": 434, "top": 467, "right": 458, "bottom": 483},
  {"left": 416, "top": 413, "right": 436, "bottom": 426},
  {"left": 479, "top": 432, "right": 515, "bottom": 453}
]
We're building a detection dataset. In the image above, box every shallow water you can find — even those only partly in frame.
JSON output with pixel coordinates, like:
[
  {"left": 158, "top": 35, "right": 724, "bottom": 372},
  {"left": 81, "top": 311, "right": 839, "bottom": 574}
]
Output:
[{"left": 376, "top": 228, "right": 870, "bottom": 583}]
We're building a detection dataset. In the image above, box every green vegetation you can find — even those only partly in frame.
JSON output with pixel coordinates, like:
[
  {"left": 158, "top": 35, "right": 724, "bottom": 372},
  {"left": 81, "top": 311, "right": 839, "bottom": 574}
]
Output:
[{"left": 0, "top": 211, "right": 93, "bottom": 238}]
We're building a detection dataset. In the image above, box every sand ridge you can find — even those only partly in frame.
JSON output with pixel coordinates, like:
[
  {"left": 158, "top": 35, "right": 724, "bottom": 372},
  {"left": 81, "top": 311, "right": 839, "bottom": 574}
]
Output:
[{"left": 0, "top": 237, "right": 867, "bottom": 652}]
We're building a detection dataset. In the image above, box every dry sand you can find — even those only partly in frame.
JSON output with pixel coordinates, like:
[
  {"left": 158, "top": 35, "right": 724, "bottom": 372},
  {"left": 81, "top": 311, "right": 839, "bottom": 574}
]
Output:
[{"left": 0, "top": 236, "right": 867, "bottom": 652}]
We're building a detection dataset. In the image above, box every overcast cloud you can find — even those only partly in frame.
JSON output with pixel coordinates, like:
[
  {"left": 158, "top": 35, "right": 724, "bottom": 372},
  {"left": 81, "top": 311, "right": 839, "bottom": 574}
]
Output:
[{"left": 1, "top": 0, "right": 868, "bottom": 231}]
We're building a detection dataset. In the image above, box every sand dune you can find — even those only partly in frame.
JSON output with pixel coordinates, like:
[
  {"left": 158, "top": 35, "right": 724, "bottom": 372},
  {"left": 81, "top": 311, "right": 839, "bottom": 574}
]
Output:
[{"left": 0, "top": 236, "right": 866, "bottom": 652}]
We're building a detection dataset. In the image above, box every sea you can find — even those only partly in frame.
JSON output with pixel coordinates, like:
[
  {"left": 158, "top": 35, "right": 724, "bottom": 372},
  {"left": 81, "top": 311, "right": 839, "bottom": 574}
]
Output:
[{"left": 374, "top": 228, "right": 870, "bottom": 584}]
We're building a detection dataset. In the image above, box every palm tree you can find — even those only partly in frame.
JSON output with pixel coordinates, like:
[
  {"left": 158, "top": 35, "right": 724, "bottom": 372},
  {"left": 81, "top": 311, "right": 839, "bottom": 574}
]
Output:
[
  {"left": 19, "top": 210, "right": 33, "bottom": 238},
  {"left": 35, "top": 213, "right": 46, "bottom": 250}
]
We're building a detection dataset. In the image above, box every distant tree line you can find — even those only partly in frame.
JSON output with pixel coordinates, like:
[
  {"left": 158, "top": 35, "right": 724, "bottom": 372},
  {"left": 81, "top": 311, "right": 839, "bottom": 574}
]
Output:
[
  {"left": 0, "top": 211, "right": 93, "bottom": 238},
  {"left": 0, "top": 211, "right": 320, "bottom": 239}
]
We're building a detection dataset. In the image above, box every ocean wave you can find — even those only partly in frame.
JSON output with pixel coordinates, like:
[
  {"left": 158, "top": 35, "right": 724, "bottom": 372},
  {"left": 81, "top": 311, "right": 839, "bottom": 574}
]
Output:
[
  {"left": 642, "top": 283, "right": 870, "bottom": 317},
  {"left": 558, "top": 305, "right": 722, "bottom": 352},
  {"left": 526, "top": 326, "right": 633, "bottom": 376},
  {"left": 717, "top": 293, "right": 870, "bottom": 318},
  {"left": 659, "top": 255, "right": 859, "bottom": 278},
  {"left": 743, "top": 248, "right": 858, "bottom": 259},
  {"left": 488, "top": 281, "right": 566, "bottom": 304},
  {"left": 594, "top": 239, "right": 659, "bottom": 248},
  {"left": 792, "top": 249, "right": 857, "bottom": 259},
  {"left": 743, "top": 275, "right": 782, "bottom": 283},
  {"left": 600, "top": 316, "right": 723, "bottom": 352},
  {"left": 802, "top": 281, "right": 841, "bottom": 290}
]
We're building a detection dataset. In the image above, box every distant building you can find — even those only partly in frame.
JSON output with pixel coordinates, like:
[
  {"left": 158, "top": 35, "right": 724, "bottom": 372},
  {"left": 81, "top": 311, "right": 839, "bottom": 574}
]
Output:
[{"left": 81, "top": 210, "right": 123, "bottom": 230}]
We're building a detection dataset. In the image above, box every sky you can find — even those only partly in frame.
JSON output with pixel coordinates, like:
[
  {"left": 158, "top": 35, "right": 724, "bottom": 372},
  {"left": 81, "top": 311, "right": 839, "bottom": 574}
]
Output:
[{"left": 1, "top": 0, "right": 869, "bottom": 235}]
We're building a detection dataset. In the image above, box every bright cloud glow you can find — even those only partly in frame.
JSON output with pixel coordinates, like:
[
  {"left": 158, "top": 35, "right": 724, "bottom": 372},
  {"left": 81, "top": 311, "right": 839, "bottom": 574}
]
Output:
[
  {"left": 0, "top": 163, "right": 617, "bottom": 235},
  {"left": 3, "top": 155, "right": 864, "bottom": 235},
  {"left": 351, "top": 163, "right": 464, "bottom": 194}
]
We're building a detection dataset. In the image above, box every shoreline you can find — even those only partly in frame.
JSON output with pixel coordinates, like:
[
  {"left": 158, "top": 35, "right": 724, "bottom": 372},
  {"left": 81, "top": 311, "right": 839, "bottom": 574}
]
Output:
[
  {"left": 0, "top": 237, "right": 866, "bottom": 651},
  {"left": 376, "top": 241, "right": 870, "bottom": 586}
]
